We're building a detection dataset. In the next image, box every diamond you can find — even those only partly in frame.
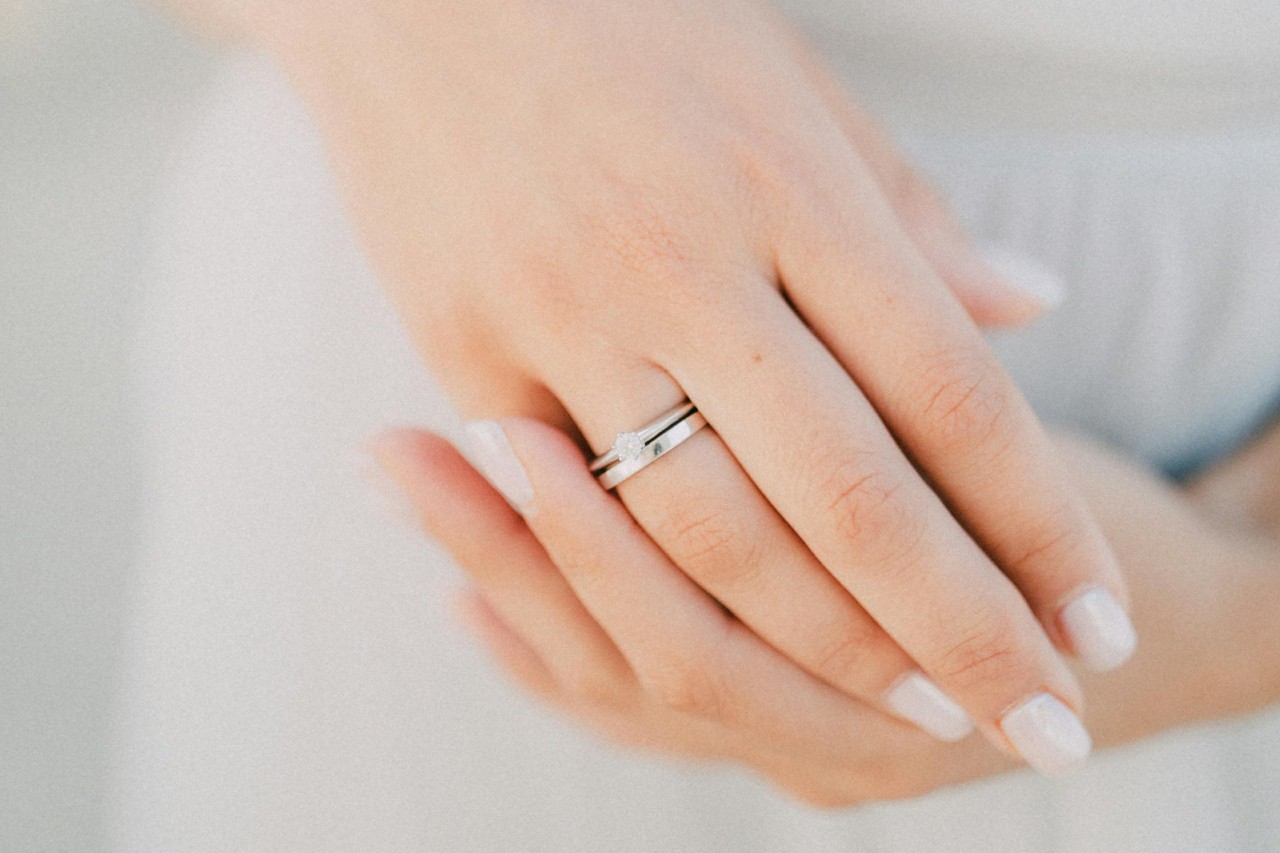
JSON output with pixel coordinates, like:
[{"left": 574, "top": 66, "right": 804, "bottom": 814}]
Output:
[{"left": 613, "top": 431, "right": 645, "bottom": 463}]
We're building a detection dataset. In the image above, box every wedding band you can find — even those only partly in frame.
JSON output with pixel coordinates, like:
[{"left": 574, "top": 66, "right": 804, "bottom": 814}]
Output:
[
  {"left": 589, "top": 402, "right": 697, "bottom": 473},
  {"left": 592, "top": 405, "right": 708, "bottom": 490}
]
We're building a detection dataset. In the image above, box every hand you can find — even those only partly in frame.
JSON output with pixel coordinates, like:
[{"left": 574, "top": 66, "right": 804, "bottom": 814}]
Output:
[
  {"left": 1186, "top": 415, "right": 1280, "bottom": 540},
  {"left": 1052, "top": 430, "right": 1280, "bottom": 746},
  {"left": 371, "top": 423, "right": 1280, "bottom": 804},
  {"left": 244, "top": 0, "right": 1129, "bottom": 763},
  {"left": 373, "top": 424, "right": 1009, "bottom": 805}
]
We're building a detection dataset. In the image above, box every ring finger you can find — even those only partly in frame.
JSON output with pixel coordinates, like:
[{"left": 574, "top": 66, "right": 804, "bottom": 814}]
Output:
[{"left": 541, "top": 363, "right": 973, "bottom": 742}]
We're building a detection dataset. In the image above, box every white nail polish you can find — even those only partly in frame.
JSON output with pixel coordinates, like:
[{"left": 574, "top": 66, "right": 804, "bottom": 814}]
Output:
[
  {"left": 464, "top": 421, "right": 534, "bottom": 515},
  {"left": 999, "top": 693, "right": 1092, "bottom": 775},
  {"left": 980, "top": 244, "right": 1067, "bottom": 310},
  {"left": 884, "top": 672, "right": 975, "bottom": 742},
  {"left": 1060, "top": 586, "right": 1138, "bottom": 672}
]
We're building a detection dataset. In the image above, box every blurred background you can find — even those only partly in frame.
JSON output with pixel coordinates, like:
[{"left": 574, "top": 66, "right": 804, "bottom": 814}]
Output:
[{"left": 2, "top": 3, "right": 211, "bottom": 849}]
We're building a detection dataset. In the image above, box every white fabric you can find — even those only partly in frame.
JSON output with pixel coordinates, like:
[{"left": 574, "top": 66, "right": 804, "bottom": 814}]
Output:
[
  {"left": 777, "top": 0, "right": 1280, "bottom": 129},
  {"left": 111, "top": 8, "right": 1280, "bottom": 850}
]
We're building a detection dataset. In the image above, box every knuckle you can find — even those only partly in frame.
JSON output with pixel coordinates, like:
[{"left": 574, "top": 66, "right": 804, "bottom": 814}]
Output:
[
  {"left": 820, "top": 456, "right": 901, "bottom": 537},
  {"left": 912, "top": 346, "right": 1013, "bottom": 453},
  {"left": 811, "top": 619, "right": 880, "bottom": 685},
  {"left": 1006, "top": 520, "right": 1085, "bottom": 581},
  {"left": 931, "top": 609, "right": 1028, "bottom": 694},
  {"left": 640, "top": 655, "right": 729, "bottom": 720},
  {"left": 818, "top": 455, "right": 925, "bottom": 571},
  {"left": 658, "top": 498, "right": 762, "bottom": 586}
]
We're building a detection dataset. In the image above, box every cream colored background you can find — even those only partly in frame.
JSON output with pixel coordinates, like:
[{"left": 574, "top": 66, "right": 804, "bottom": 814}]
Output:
[{"left": 1, "top": 4, "right": 209, "bottom": 850}]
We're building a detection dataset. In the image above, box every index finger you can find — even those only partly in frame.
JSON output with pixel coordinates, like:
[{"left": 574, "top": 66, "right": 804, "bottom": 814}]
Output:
[{"left": 771, "top": 200, "right": 1135, "bottom": 674}]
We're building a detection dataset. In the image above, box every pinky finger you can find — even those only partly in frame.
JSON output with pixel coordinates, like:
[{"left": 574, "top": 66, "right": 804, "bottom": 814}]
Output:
[
  {"left": 455, "top": 588, "right": 718, "bottom": 759},
  {"left": 453, "top": 590, "right": 563, "bottom": 702}
]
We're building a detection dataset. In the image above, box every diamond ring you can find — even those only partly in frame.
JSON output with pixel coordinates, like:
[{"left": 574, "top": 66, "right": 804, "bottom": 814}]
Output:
[
  {"left": 589, "top": 402, "right": 708, "bottom": 490},
  {"left": 588, "top": 402, "right": 697, "bottom": 473}
]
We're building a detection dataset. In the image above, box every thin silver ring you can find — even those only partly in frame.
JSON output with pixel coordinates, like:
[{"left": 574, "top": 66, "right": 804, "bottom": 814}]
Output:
[
  {"left": 589, "top": 402, "right": 697, "bottom": 473},
  {"left": 595, "top": 411, "right": 708, "bottom": 490}
]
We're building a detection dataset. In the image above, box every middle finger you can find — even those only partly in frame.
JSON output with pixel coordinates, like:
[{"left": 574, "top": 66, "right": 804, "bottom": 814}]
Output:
[{"left": 555, "top": 362, "right": 974, "bottom": 742}]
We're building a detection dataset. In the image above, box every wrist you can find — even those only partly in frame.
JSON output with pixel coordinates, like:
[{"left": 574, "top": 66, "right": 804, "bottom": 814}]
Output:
[{"left": 1085, "top": 536, "right": 1280, "bottom": 748}]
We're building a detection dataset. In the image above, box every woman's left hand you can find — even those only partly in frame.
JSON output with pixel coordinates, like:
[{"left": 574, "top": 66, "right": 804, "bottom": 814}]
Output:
[{"left": 371, "top": 420, "right": 1280, "bottom": 805}]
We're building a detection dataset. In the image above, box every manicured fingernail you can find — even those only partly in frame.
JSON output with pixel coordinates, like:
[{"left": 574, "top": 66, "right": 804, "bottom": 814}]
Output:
[
  {"left": 464, "top": 420, "right": 534, "bottom": 515},
  {"left": 999, "top": 693, "right": 1092, "bottom": 775},
  {"left": 1060, "top": 585, "right": 1137, "bottom": 672},
  {"left": 884, "top": 672, "right": 975, "bottom": 742},
  {"left": 980, "top": 244, "right": 1067, "bottom": 310}
]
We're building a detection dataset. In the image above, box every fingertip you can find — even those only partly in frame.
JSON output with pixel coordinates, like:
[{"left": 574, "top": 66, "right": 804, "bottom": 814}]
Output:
[
  {"left": 998, "top": 692, "right": 1092, "bottom": 775},
  {"left": 366, "top": 426, "right": 451, "bottom": 479},
  {"left": 977, "top": 245, "right": 1066, "bottom": 322},
  {"left": 939, "top": 244, "right": 1066, "bottom": 329},
  {"left": 1059, "top": 585, "right": 1138, "bottom": 673}
]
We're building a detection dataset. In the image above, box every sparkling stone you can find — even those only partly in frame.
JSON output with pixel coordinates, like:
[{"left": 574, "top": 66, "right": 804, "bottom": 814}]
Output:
[{"left": 613, "top": 431, "right": 645, "bottom": 462}]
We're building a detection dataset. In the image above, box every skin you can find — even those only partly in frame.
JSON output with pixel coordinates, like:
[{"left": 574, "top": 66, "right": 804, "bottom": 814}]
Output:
[
  {"left": 165, "top": 0, "right": 1133, "bottom": 755},
  {"left": 373, "top": 420, "right": 1280, "bottom": 806}
]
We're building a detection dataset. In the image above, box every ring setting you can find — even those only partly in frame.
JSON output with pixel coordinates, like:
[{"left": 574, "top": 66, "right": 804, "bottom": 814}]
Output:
[
  {"left": 590, "top": 401, "right": 708, "bottom": 490},
  {"left": 612, "top": 431, "right": 646, "bottom": 463}
]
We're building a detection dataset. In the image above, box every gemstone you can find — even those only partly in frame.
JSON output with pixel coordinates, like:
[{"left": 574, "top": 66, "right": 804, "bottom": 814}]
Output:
[{"left": 613, "top": 431, "right": 645, "bottom": 462}]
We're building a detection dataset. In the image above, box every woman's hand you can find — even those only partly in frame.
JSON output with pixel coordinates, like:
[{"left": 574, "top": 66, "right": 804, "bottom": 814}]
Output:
[
  {"left": 372, "top": 422, "right": 1280, "bottom": 804},
  {"left": 227, "top": 0, "right": 1132, "bottom": 762},
  {"left": 373, "top": 423, "right": 1010, "bottom": 805}
]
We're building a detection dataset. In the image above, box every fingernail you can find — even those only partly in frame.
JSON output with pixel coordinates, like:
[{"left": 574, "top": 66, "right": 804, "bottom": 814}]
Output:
[
  {"left": 979, "top": 244, "right": 1067, "bottom": 310},
  {"left": 1060, "top": 585, "right": 1138, "bottom": 672},
  {"left": 999, "top": 693, "right": 1092, "bottom": 775},
  {"left": 884, "top": 671, "right": 975, "bottom": 742},
  {"left": 464, "top": 420, "right": 534, "bottom": 515}
]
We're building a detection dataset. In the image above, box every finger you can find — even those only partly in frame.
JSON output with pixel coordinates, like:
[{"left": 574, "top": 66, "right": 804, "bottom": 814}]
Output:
[
  {"left": 457, "top": 594, "right": 909, "bottom": 806},
  {"left": 371, "top": 429, "right": 636, "bottom": 707},
  {"left": 374, "top": 426, "right": 814, "bottom": 764},
  {"left": 783, "top": 35, "right": 1062, "bottom": 327},
  {"left": 547, "top": 361, "right": 973, "bottom": 741},
  {"left": 386, "top": 436, "right": 740, "bottom": 761},
  {"left": 400, "top": 445, "right": 980, "bottom": 800},
  {"left": 466, "top": 416, "right": 925, "bottom": 767},
  {"left": 453, "top": 590, "right": 563, "bottom": 702},
  {"left": 768, "top": 185, "right": 1135, "bottom": 675},
  {"left": 1186, "top": 416, "right": 1280, "bottom": 533},
  {"left": 777, "top": 46, "right": 1123, "bottom": 670},
  {"left": 670, "top": 291, "right": 1094, "bottom": 774}
]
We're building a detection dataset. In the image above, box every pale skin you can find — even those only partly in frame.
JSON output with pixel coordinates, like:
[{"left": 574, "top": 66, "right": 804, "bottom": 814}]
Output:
[
  {"left": 166, "top": 0, "right": 1138, "bottom": 762},
  {"left": 372, "top": 420, "right": 1280, "bottom": 806}
]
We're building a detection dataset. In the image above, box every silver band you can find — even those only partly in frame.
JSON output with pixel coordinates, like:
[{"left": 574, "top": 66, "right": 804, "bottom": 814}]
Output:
[
  {"left": 589, "top": 402, "right": 697, "bottom": 473},
  {"left": 593, "top": 409, "right": 708, "bottom": 491}
]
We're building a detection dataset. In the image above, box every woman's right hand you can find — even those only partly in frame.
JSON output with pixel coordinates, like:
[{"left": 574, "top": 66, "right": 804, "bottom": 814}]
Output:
[{"left": 197, "top": 0, "right": 1131, "bottom": 766}]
